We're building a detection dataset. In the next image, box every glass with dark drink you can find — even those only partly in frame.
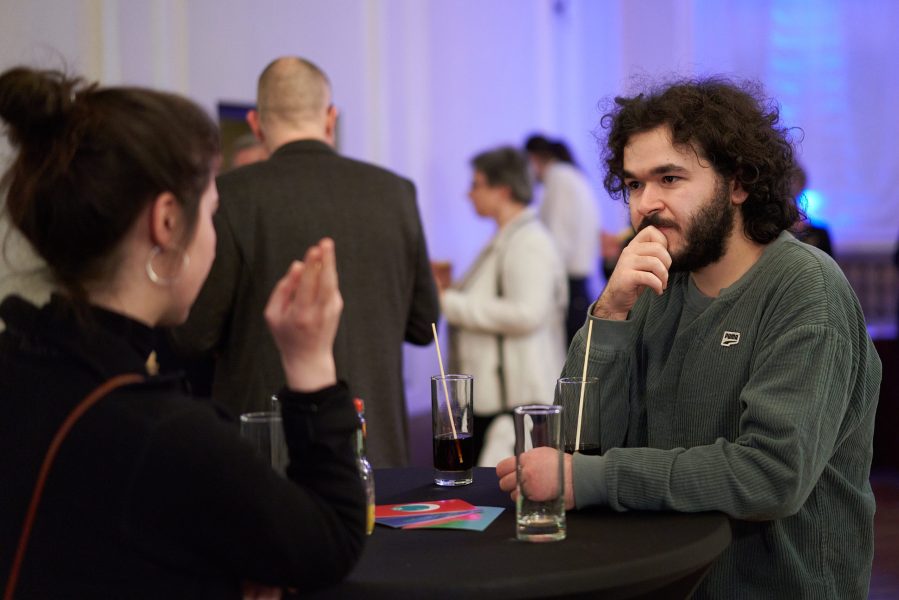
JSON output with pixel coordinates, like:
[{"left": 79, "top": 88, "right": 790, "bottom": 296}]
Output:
[
  {"left": 431, "top": 374, "right": 474, "bottom": 486},
  {"left": 433, "top": 432, "right": 473, "bottom": 470},
  {"left": 554, "top": 377, "right": 601, "bottom": 455}
]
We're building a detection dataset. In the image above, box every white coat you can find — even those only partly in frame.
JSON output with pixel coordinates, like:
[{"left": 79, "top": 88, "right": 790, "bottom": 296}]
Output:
[{"left": 442, "top": 209, "right": 567, "bottom": 465}]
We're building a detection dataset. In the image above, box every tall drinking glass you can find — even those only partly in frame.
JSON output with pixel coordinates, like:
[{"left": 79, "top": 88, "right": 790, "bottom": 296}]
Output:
[
  {"left": 555, "top": 377, "right": 600, "bottom": 455},
  {"left": 431, "top": 374, "right": 474, "bottom": 486},
  {"left": 513, "top": 404, "right": 565, "bottom": 542},
  {"left": 239, "top": 411, "right": 288, "bottom": 476}
]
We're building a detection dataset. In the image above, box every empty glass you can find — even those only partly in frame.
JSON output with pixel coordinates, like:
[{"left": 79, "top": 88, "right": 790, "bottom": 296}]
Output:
[{"left": 239, "top": 411, "right": 288, "bottom": 476}]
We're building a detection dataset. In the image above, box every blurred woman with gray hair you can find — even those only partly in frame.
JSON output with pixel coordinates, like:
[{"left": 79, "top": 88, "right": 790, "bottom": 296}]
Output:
[{"left": 433, "top": 146, "right": 567, "bottom": 467}]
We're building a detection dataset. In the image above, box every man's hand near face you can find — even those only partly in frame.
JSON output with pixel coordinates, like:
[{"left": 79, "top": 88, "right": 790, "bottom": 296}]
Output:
[{"left": 592, "top": 225, "right": 671, "bottom": 320}]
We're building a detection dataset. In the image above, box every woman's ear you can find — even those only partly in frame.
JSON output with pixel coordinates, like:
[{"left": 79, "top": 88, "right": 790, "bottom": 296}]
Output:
[{"left": 149, "top": 192, "right": 181, "bottom": 248}]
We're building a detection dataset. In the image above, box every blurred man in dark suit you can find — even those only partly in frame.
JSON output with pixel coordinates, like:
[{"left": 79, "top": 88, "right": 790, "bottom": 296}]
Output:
[{"left": 171, "top": 56, "right": 439, "bottom": 467}]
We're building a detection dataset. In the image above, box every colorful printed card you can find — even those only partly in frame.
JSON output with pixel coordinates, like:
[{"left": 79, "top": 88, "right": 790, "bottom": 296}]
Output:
[
  {"left": 375, "top": 499, "right": 476, "bottom": 519},
  {"left": 401, "top": 506, "right": 504, "bottom": 531},
  {"left": 374, "top": 499, "right": 503, "bottom": 531}
]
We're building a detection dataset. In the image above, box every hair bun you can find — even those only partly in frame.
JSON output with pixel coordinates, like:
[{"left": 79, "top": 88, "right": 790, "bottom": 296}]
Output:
[{"left": 0, "top": 67, "right": 82, "bottom": 146}]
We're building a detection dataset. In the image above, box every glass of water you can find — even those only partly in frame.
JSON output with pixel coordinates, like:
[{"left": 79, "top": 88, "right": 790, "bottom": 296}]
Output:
[{"left": 513, "top": 404, "right": 565, "bottom": 542}]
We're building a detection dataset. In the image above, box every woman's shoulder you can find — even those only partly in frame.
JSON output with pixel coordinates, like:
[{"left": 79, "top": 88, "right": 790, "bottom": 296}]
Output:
[
  {"left": 101, "top": 377, "right": 231, "bottom": 432},
  {"left": 505, "top": 213, "right": 553, "bottom": 243},
  {"left": 508, "top": 217, "right": 564, "bottom": 260}
]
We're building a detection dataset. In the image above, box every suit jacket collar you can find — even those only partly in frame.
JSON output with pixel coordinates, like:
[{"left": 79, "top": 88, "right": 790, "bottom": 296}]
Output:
[{"left": 271, "top": 139, "right": 336, "bottom": 159}]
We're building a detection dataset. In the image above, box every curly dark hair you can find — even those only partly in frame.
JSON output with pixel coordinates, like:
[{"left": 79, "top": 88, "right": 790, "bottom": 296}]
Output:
[{"left": 600, "top": 77, "right": 800, "bottom": 244}]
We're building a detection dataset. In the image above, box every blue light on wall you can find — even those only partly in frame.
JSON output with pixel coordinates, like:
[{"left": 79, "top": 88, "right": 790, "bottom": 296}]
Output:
[{"left": 800, "top": 188, "right": 826, "bottom": 224}]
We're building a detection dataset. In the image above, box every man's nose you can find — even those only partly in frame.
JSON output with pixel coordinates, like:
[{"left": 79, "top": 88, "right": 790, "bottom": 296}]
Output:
[{"left": 635, "top": 183, "right": 665, "bottom": 215}]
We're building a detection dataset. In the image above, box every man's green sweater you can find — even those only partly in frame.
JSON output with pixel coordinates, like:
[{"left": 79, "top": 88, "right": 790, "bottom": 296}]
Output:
[{"left": 566, "top": 232, "right": 882, "bottom": 599}]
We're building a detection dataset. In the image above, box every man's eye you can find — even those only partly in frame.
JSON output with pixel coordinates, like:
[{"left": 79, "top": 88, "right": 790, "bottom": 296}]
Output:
[
  {"left": 626, "top": 181, "right": 641, "bottom": 190},
  {"left": 661, "top": 175, "right": 680, "bottom": 184}
]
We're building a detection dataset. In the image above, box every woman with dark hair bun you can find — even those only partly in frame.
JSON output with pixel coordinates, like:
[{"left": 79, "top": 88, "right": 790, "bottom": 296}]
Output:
[{"left": 0, "top": 67, "right": 364, "bottom": 598}]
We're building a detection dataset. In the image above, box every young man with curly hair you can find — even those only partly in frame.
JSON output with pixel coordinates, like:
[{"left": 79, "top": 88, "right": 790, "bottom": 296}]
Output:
[{"left": 498, "top": 78, "right": 882, "bottom": 599}]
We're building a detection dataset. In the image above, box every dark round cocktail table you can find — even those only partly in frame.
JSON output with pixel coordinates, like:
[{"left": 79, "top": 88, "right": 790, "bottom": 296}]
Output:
[{"left": 306, "top": 467, "right": 731, "bottom": 599}]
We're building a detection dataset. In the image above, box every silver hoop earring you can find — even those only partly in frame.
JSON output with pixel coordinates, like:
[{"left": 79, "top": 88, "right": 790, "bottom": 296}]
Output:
[{"left": 146, "top": 245, "right": 190, "bottom": 286}]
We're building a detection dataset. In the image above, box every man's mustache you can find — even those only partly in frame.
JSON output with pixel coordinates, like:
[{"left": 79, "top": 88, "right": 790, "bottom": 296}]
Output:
[{"left": 638, "top": 213, "right": 678, "bottom": 232}]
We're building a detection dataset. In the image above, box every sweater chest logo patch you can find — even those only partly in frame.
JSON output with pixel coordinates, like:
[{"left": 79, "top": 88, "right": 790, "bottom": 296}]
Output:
[{"left": 720, "top": 331, "right": 741, "bottom": 347}]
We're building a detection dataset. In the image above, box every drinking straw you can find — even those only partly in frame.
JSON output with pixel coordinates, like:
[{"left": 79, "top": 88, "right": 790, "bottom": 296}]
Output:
[
  {"left": 431, "top": 323, "right": 464, "bottom": 463},
  {"left": 574, "top": 319, "right": 594, "bottom": 452}
]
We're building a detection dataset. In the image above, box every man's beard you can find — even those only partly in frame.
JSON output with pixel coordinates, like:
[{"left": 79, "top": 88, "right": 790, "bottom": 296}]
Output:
[{"left": 638, "top": 179, "right": 735, "bottom": 273}]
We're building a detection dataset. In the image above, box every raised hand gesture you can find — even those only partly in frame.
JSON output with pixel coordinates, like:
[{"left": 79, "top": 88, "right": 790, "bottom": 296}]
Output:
[{"left": 264, "top": 238, "right": 343, "bottom": 392}]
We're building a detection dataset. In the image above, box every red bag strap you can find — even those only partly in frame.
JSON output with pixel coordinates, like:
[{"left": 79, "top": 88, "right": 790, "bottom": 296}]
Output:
[{"left": 4, "top": 372, "right": 145, "bottom": 600}]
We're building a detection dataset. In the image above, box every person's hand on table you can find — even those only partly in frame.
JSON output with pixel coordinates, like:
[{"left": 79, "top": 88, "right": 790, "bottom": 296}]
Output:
[
  {"left": 265, "top": 238, "right": 342, "bottom": 392},
  {"left": 496, "top": 447, "right": 575, "bottom": 510},
  {"left": 593, "top": 225, "right": 671, "bottom": 320}
]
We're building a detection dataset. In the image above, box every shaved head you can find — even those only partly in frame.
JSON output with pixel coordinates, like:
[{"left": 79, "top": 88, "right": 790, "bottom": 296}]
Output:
[{"left": 256, "top": 57, "right": 331, "bottom": 128}]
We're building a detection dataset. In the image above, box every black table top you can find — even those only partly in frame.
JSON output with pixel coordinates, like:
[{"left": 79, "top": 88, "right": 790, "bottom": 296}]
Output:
[{"left": 308, "top": 467, "right": 731, "bottom": 599}]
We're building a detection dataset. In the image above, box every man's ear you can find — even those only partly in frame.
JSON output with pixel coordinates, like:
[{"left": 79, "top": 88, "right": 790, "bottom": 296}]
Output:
[
  {"left": 730, "top": 178, "right": 749, "bottom": 205},
  {"left": 325, "top": 104, "right": 339, "bottom": 146},
  {"left": 148, "top": 192, "right": 181, "bottom": 248},
  {"left": 246, "top": 109, "right": 265, "bottom": 144}
]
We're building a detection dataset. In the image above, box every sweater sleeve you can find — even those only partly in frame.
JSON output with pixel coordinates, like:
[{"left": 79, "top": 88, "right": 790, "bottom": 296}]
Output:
[
  {"left": 562, "top": 306, "right": 642, "bottom": 453},
  {"left": 563, "top": 307, "right": 639, "bottom": 508},
  {"left": 123, "top": 383, "right": 365, "bottom": 591}
]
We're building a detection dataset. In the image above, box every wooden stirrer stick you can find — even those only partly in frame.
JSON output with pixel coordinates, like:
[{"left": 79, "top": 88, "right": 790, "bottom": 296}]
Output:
[
  {"left": 431, "top": 323, "right": 463, "bottom": 464},
  {"left": 574, "top": 319, "right": 594, "bottom": 452}
]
